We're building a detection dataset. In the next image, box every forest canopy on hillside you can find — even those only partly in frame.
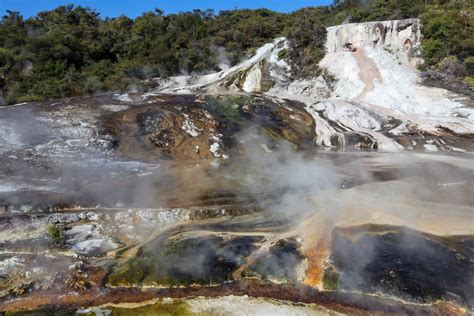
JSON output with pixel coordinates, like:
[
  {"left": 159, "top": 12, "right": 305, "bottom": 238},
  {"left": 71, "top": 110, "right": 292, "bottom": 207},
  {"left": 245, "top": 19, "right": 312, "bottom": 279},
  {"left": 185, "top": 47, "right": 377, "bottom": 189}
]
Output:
[{"left": 0, "top": 0, "right": 472, "bottom": 105}]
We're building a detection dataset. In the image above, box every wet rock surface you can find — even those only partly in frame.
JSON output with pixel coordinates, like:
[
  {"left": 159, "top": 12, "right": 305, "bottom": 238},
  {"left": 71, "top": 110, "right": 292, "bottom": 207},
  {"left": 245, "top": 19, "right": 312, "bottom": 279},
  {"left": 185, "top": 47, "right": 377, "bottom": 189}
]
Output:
[
  {"left": 327, "top": 225, "right": 474, "bottom": 306},
  {"left": 109, "top": 235, "right": 263, "bottom": 287},
  {"left": 0, "top": 91, "right": 473, "bottom": 315},
  {"left": 245, "top": 238, "right": 307, "bottom": 283}
]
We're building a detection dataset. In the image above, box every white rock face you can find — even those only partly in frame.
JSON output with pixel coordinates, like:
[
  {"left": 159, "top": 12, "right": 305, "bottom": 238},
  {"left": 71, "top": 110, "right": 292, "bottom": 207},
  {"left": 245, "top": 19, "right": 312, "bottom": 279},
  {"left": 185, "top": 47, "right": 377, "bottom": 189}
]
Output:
[
  {"left": 73, "top": 238, "right": 117, "bottom": 256},
  {"left": 181, "top": 113, "right": 201, "bottom": 137},
  {"left": 305, "top": 101, "right": 402, "bottom": 151},
  {"left": 157, "top": 38, "right": 291, "bottom": 94},
  {"left": 100, "top": 104, "right": 130, "bottom": 112},
  {"left": 301, "top": 19, "right": 473, "bottom": 151},
  {"left": 319, "top": 19, "right": 474, "bottom": 148},
  {"left": 325, "top": 19, "right": 421, "bottom": 54},
  {"left": 242, "top": 65, "right": 264, "bottom": 93}
]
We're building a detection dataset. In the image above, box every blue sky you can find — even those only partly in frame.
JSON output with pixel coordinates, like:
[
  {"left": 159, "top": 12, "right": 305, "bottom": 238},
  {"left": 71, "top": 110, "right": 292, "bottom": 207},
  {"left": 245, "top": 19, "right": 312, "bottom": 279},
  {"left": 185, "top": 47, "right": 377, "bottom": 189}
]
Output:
[{"left": 1, "top": 0, "right": 332, "bottom": 19}]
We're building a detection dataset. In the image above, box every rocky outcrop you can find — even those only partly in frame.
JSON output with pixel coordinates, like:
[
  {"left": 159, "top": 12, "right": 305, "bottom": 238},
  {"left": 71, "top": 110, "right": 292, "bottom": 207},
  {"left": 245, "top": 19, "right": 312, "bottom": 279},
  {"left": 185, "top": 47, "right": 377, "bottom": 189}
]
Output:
[
  {"left": 317, "top": 19, "right": 474, "bottom": 151},
  {"left": 153, "top": 19, "right": 474, "bottom": 153},
  {"left": 157, "top": 38, "right": 291, "bottom": 94},
  {"left": 327, "top": 225, "right": 474, "bottom": 306},
  {"left": 326, "top": 19, "right": 421, "bottom": 56},
  {"left": 304, "top": 100, "right": 402, "bottom": 151}
]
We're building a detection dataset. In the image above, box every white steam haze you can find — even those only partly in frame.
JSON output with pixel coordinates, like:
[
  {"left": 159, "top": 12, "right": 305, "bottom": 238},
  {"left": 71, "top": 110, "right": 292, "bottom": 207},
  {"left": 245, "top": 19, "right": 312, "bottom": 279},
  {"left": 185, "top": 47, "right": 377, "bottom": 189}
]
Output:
[
  {"left": 212, "top": 45, "right": 231, "bottom": 71},
  {"left": 233, "top": 128, "right": 340, "bottom": 215},
  {"left": 228, "top": 128, "right": 473, "bottom": 237},
  {"left": 0, "top": 102, "right": 172, "bottom": 209}
]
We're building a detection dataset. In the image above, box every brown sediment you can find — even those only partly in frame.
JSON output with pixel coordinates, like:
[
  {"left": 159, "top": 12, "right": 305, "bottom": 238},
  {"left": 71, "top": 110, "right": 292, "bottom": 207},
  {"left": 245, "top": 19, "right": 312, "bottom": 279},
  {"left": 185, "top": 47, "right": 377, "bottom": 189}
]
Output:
[
  {"left": 303, "top": 233, "right": 331, "bottom": 289},
  {"left": 354, "top": 46, "right": 383, "bottom": 99},
  {"left": 301, "top": 216, "right": 333, "bottom": 289},
  {"left": 103, "top": 102, "right": 221, "bottom": 161},
  {"left": 0, "top": 279, "right": 458, "bottom": 315}
]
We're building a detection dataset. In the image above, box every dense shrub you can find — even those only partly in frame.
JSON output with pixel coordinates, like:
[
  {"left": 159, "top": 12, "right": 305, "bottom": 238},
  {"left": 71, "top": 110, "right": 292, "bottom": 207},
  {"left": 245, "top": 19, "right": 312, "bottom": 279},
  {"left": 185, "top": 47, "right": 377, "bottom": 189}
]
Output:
[
  {"left": 0, "top": 6, "right": 301, "bottom": 104},
  {"left": 285, "top": 8, "right": 328, "bottom": 77}
]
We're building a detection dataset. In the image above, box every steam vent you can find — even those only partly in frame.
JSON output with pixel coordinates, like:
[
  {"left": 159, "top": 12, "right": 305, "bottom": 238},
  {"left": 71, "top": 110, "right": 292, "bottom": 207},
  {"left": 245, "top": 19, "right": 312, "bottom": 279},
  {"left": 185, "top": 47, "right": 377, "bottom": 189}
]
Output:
[{"left": 0, "top": 3, "right": 473, "bottom": 314}]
